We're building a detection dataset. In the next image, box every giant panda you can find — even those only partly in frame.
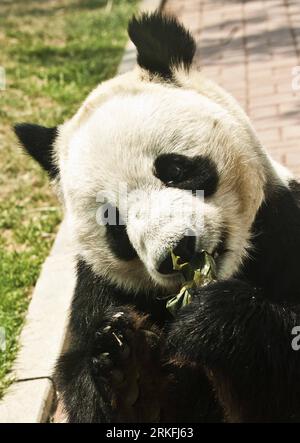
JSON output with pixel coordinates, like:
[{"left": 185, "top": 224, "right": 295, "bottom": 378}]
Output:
[{"left": 15, "top": 12, "right": 300, "bottom": 423}]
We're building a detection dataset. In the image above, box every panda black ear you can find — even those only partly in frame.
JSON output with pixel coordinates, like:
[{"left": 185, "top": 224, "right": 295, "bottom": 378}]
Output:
[
  {"left": 128, "top": 12, "right": 196, "bottom": 79},
  {"left": 14, "top": 123, "right": 59, "bottom": 179}
]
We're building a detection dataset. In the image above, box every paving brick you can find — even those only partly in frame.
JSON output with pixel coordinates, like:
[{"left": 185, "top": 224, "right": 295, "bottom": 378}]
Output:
[
  {"left": 248, "top": 61, "right": 275, "bottom": 74},
  {"left": 164, "top": 0, "right": 300, "bottom": 176},
  {"left": 249, "top": 92, "right": 299, "bottom": 108},
  {"left": 279, "top": 102, "right": 300, "bottom": 116},
  {"left": 258, "top": 128, "right": 281, "bottom": 143},
  {"left": 248, "top": 69, "right": 273, "bottom": 81},
  {"left": 253, "top": 117, "right": 282, "bottom": 131},
  {"left": 266, "top": 141, "right": 297, "bottom": 152},
  {"left": 249, "top": 105, "right": 278, "bottom": 119},
  {"left": 273, "top": 65, "right": 299, "bottom": 79},
  {"left": 277, "top": 80, "right": 298, "bottom": 92},
  {"left": 248, "top": 84, "right": 276, "bottom": 96},
  {"left": 282, "top": 125, "right": 300, "bottom": 140}
]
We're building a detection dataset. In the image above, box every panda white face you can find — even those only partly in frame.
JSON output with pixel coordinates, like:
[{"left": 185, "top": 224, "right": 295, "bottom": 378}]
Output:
[
  {"left": 56, "top": 76, "right": 268, "bottom": 294},
  {"left": 16, "top": 13, "right": 276, "bottom": 295}
]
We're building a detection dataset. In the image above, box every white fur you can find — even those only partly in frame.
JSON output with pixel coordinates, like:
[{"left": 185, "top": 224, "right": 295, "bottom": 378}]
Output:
[{"left": 53, "top": 66, "right": 291, "bottom": 294}]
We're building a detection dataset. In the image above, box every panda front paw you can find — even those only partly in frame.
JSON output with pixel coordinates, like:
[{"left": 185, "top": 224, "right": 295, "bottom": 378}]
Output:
[
  {"left": 91, "top": 311, "right": 133, "bottom": 376},
  {"left": 90, "top": 308, "right": 164, "bottom": 422},
  {"left": 91, "top": 311, "right": 138, "bottom": 412}
]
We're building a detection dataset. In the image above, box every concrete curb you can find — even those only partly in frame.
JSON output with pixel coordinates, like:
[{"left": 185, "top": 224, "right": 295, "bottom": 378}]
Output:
[
  {"left": 0, "top": 221, "right": 75, "bottom": 423},
  {"left": 0, "top": 0, "right": 163, "bottom": 424}
]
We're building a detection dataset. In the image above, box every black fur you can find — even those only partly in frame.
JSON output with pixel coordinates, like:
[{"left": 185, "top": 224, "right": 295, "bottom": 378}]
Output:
[
  {"left": 14, "top": 123, "right": 58, "bottom": 178},
  {"left": 55, "top": 260, "right": 221, "bottom": 422},
  {"left": 154, "top": 154, "right": 219, "bottom": 197},
  {"left": 167, "top": 279, "right": 300, "bottom": 422},
  {"left": 105, "top": 206, "right": 138, "bottom": 261},
  {"left": 55, "top": 181, "right": 300, "bottom": 422},
  {"left": 237, "top": 181, "right": 300, "bottom": 302},
  {"left": 67, "top": 260, "right": 172, "bottom": 335},
  {"left": 128, "top": 12, "right": 196, "bottom": 79},
  {"left": 55, "top": 261, "right": 170, "bottom": 423}
]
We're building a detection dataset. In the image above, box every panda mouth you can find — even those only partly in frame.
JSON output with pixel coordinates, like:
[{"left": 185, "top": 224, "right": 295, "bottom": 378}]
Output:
[
  {"left": 154, "top": 240, "right": 228, "bottom": 285},
  {"left": 154, "top": 229, "right": 229, "bottom": 281}
]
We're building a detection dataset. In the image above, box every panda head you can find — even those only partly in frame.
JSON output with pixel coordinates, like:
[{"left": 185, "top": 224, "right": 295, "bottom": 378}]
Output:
[{"left": 15, "top": 12, "right": 278, "bottom": 294}]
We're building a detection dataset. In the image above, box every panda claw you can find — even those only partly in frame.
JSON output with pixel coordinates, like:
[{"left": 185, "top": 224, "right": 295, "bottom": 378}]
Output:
[
  {"left": 91, "top": 309, "right": 136, "bottom": 386},
  {"left": 112, "top": 312, "right": 125, "bottom": 319},
  {"left": 111, "top": 331, "right": 123, "bottom": 347}
]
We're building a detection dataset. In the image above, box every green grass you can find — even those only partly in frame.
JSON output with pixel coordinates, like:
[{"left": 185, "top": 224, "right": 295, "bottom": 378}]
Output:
[{"left": 0, "top": 0, "right": 138, "bottom": 398}]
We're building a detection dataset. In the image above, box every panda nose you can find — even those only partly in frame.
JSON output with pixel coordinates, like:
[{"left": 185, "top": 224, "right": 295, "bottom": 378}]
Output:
[{"left": 157, "top": 235, "right": 196, "bottom": 275}]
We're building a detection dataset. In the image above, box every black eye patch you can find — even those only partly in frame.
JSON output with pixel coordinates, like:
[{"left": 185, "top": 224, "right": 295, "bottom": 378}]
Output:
[
  {"left": 153, "top": 154, "right": 219, "bottom": 197},
  {"left": 104, "top": 205, "right": 138, "bottom": 261}
]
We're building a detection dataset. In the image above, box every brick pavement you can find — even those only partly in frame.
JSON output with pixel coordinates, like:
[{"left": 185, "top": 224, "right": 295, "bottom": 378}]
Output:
[{"left": 164, "top": 0, "right": 300, "bottom": 178}]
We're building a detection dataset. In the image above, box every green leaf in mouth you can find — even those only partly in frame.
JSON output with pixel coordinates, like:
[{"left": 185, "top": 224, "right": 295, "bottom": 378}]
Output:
[{"left": 166, "top": 250, "right": 217, "bottom": 317}]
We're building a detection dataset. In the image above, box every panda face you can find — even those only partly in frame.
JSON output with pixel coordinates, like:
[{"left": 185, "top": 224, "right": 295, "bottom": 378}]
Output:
[
  {"left": 16, "top": 13, "right": 274, "bottom": 295},
  {"left": 56, "top": 77, "right": 267, "bottom": 293}
]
